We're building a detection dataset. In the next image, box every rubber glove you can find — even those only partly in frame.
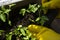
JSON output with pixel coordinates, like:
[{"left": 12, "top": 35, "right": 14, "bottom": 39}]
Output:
[
  {"left": 28, "top": 24, "right": 60, "bottom": 40},
  {"left": 42, "top": 0, "right": 60, "bottom": 9},
  {"left": 42, "top": 0, "right": 60, "bottom": 18}
]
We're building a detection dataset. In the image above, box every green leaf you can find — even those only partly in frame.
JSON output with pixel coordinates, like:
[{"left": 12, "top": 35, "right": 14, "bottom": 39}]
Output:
[
  {"left": 9, "top": 32, "right": 12, "bottom": 34},
  {"left": 23, "top": 36, "right": 29, "bottom": 40},
  {"left": 23, "top": 27, "right": 27, "bottom": 30},
  {"left": 29, "top": 19, "right": 35, "bottom": 22},
  {"left": 1, "top": 6, "right": 5, "bottom": 11},
  {"left": 14, "top": 29, "right": 20, "bottom": 35},
  {"left": 40, "top": 20, "right": 45, "bottom": 26},
  {"left": 0, "top": 30, "right": 4, "bottom": 36},
  {"left": 28, "top": 4, "right": 40, "bottom": 13},
  {"left": 0, "top": 30, "right": 4, "bottom": 32},
  {"left": 8, "top": 20, "right": 11, "bottom": 26},
  {"left": 26, "top": 30, "right": 32, "bottom": 38},
  {"left": 0, "top": 14, "right": 6, "bottom": 22},
  {"left": 26, "top": 10, "right": 30, "bottom": 13},
  {"left": 20, "top": 9, "right": 26, "bottom": 16},
  {"left": 18, "top": 25, "right": 22, "bottom": 28},
  {"left": 17, "top": 25, "right": 22, "bottom": 30},
  {"left": 29, "top": 4, "right": 37, "bottom": 9},
  {"left": 4, "top": 9, "right": 11, "bottom": 14},
  {"left": 37, "top": 5, "right": 41, "bottom": 8},
  {"left": 9, "top": 4, "right": 16, "bottom": 8},
  {"left": 6, "top": 32, "right": 13, "bottom": 40},
  {"left": 6, "top": 34, "right": 12, "bottom": 40},
  {"left": 39, "top": 16, "right": 49, "bottom": 26},
  {"left": 35, "top": 17, "right": 40, "bottom": 21},
  {"left": 0, "top": 11, "right": 3, "bottom": 14},
  {"left": 29, "top": 18, "right": 35, "bottom": 22},
  {"left": 20, "top": 28, "right": 26, "bottom": 36},
  {"left": 41, "top": 16, "right": 48, "bottom": 21},
  {"left": 32, "top": 7, "right": 38, "bottom": 13}
]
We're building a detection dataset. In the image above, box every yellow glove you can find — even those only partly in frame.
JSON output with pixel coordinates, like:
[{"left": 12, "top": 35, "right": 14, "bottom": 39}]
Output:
[
  {"left": 42, "top": 0, "right": 60, "bottom": 9},
  {"left": 42, "top": 0, "right": 60, "bottom": 18},
  {"left": 28, "top": 24, "right": 60, "bottom": 40}
]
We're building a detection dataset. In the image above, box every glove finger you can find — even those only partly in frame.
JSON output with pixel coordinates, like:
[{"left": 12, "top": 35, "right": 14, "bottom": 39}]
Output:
[{"left": 28, "top": 24, "right": 43, "bottom": 33}]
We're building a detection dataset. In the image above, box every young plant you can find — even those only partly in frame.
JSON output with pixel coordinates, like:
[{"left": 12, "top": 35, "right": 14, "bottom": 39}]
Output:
[
  {"left": 20, "top": 4, "right": 48, "bottom": 26},
  {"left": 27, "top": 4, "right": 40, "bottom": 13},
  {"left": 5, "top": 25, "right": 36, "bottom": 40},
  {"left": 0, "top": 6, "right": 10, "bottom": 22},
  {"left": 0, "top": 4, "right": 15, "bottom": 25},
  {"left": 20, "top": 4, "right": 40, "bottom": 16},
  {"left": 35, "top": 16, "right": 48, "bottom": 25}
]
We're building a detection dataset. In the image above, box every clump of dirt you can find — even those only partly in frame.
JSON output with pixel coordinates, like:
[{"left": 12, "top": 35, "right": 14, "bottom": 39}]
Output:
[{"left": 16, "top": 13, "right": 35, "bottom": 26}]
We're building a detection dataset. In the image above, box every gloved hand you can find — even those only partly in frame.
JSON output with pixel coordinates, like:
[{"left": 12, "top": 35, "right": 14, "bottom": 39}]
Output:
[
  {"left": 42, "top": 0, "right": 60, "bottom": 18},
  {"left": 28, "top": 24, "right": 60, "bottom": 40},
  {"left": 42, "top": 0, "right": 60, "bottom": 9}
]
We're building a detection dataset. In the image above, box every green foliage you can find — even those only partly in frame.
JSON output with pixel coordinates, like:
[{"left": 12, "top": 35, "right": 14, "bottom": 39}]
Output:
[
  {"left": 0, "top": 30, "right": 4, "bottom": 36},
  {"left": 0, "top": 13, "right": 6, "bottom": 22},
  {"left": 5, "top": 25, "right": 36, "bottom": 40},
  {"left": 8, "top": 20, "right": 12, "bottom": 26},
  {"left": 6, "top": 32, "right": 13, "bottom": 40},
  {"left": 20, "top": 9, "right": 26, "bottom": 16},
  {"left": 0, "top": 4, "right": 15, "bottom": 23},
  {"left": 20, "top": 4, "right": 40, "bottom": 16},
  {"left": 9, "top": 4, "right": 16, "bottom": 8},
  {"left": 29, "top": 18, "right": 35, "bottom": 22},
  {"left": 40, "top": 16, "right": 48, "bottom": 25},
  {"left": 35, "top": 16, "right": 48, "bottom": 26},
  {"left": 15, "top": 25, "right": 36, "bottom": 40},
  {"left": 35, "top": 17, "right": 40, "bottom": 22},
  {"left": 0, "top": 4, "right": 15, "bottom": 40},
  {"left": 19, "top": 4, "right": 48, "bottom": 26},
  {"left": 0, "top": 6, "right": 10, "bottom": 22},
  {"left": 27, "top": 4, "right": 40, "bottom": 13}
]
